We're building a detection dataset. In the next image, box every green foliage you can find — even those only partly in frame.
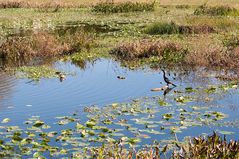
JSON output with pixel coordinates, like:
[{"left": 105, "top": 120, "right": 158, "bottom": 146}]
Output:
[
  {"left": 223, "top": 34, "right": 239, "bottom": 49},
  {"left": 145, "top": 22, "right": 179, "bottom": 35},
  {"left": 92, "top": 1, "right": 155, "bottom": 13},
  {"left": 145, "top": 22, "right": 215, "bottom": 35},
  {"left": 16, "top": 66, "right": 59, "bottom": 81},
  {"left": 194, "top": 4, "right": 239, "bottom": 16}
]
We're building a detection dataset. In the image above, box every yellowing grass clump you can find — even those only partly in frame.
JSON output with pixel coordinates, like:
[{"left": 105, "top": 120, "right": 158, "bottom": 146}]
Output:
[
  {"left": 110, "top": 40, "right": 188, "bottom": 63},
  {"left": 0, "top": 30, "right": 94, "bottom": 66}
]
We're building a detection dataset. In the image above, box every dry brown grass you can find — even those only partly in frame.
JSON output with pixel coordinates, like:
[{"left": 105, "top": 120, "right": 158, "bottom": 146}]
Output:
[
  {"left": 0, "top": 30, "right": 94, "bottom": 66},
  {"left": 110, "top": 40, "right": 188, "bottom": 63},
  {"left": 0, "top": 0, "right": 237, "bottom": 8},
  {"left": 160, "top": 0, "right": 239, "bottom": 9},
  {"left": 0, "top": 0, "right": 154, "bottom": 8},
  {"left": 111, "top": 38, "right": 239, "bottom": 70}
]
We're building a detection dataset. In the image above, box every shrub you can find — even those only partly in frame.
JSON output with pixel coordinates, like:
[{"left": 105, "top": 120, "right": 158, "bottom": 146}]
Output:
[
  {"left": 194, "top": 4, "right": 239, "bottom": 16},
  {"left": 92, "top": 1, "right": 155, "bottom": 13}
]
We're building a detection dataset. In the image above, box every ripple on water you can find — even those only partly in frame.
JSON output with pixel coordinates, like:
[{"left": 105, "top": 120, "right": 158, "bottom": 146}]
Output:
[
  {"left": 0, "top": 72, "right": 16, "bottom": 110},
  {"left": 0, "top": 59, "right": 238, "bottom": 123}
]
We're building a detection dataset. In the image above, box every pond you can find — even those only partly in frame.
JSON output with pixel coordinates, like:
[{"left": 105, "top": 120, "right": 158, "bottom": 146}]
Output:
[{"left": 0, "top": 59, "right": 239, "bottom": 158}]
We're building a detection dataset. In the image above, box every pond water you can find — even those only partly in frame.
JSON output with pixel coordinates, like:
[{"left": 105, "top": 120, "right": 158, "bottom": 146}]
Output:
[{"left": 0, "top": 59, "right": 239, "bottom": 157}]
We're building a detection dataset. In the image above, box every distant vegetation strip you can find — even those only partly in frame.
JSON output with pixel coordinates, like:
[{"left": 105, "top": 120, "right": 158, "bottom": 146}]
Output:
[
  {"left": 145, "top": 22, "right": 215, "bottom": 35},
  {"left": 194, "top": 4, "right": 239, "bottom": 16},
  {"left": 110, "top": 36, "right": 239, "bottom": 69},
  {"left": 92, "top": 1, "right": 155, "bottom": 13}
]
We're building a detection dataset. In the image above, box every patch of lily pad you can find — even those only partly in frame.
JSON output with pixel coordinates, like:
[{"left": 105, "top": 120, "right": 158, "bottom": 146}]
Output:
[{"left": 0, "top": 82, "right": 238, "bottom": 158}]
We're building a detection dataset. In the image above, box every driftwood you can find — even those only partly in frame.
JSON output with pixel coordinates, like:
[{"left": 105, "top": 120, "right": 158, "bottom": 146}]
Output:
[{"left": 151, "top": 85, "right": 169, "bottom": 92}]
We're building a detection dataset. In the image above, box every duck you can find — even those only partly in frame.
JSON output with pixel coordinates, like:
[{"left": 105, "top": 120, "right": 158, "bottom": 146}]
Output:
[{"left": 55, "top": 72, "right": 65, "bottom": 82}]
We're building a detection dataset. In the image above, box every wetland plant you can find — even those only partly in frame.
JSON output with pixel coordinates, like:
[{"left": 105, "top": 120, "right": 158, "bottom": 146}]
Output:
[
  {"left": 145, "top": 22, "right": 179, "bottom": 35},
  {"left": 145, "top": 22, "right": 215, "bottom": 35},
  {"left": 194, "top": 4, "right": 239, "bottom": 16},
  {"left": 110, "top": 40, "right": 188, "bottom": 63},
  {"left": 0, "top": 1, "right": 23, "bottom": 8},
  {"left": 173, "top": 132, "right": 239, "bottom": 159},
  {"left": 92, "top": 1, "right": 155, "bottom": 13},
  {"left": 223, "top": 34, "right": 239, "bottom": 50},
  {"left": 0, "top": 30, "right": 94, "bottom": 67}
]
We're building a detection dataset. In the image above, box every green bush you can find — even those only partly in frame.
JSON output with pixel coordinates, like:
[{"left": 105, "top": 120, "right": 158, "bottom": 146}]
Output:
[{"left": 92, "top": 1, "right": 155, "bottom": 13}]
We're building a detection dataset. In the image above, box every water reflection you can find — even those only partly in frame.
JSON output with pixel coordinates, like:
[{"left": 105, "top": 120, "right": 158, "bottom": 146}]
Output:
[
  {"left": 0, "top": 59, "right": 238, "bottom": 125},
  {"left": 0, "top": 71, "right": 16, "bottom": 110},
  {"left": 55, "top": 21, "right": 120, "bottom": 36}
]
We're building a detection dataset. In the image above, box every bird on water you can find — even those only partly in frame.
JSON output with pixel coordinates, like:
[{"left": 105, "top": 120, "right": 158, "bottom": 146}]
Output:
[{"left": 162, "top": 69, "right": 176, "bottom": 87}]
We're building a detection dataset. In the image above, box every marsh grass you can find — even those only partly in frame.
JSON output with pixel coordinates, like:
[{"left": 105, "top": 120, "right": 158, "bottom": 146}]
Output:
[
  {"left": 194, "top": 4, "right": 239, "bottom": 16},
  {"left": 186, "top": 17, "right": 237, "bottom": 31},
  {"left": 35, "top": 3, "right": 61, "bottom": 12},
  {"left": 223, "top": 34, "right": 239, "bottom": 50},
  {"left": 0, "top": 1, "right": 23, "bottom": 8},
  {"left": 173, "top": 132, "right": 239, "bottom": 159},
  {"left": 92, "top": 1, "right": 155, "bottom": 13},
  {"left": 110, "top": 40, "right": 188, "bottom": 63},
  {"left": 0, "top": 30, "right": 94, "bottom": 67},
  {"left": 145, "top": 22, "right": 215, "bottom": 35},
  {"left": 175, "top": 5, "right": 190, "bottom": 9},
  {"left": 87, "top": 133, "right": 238, "bottom": 159},
  {"left": 145, "top": 22, "right": 179, "bottom": 35},
  {"left": 111, "top": 38, "right": 239, "bottom": 69}
]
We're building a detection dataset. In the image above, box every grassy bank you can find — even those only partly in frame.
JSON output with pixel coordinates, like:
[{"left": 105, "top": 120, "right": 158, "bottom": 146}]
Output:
[{"left": 0, "top": 1, "right": 238, "bottom": 74}]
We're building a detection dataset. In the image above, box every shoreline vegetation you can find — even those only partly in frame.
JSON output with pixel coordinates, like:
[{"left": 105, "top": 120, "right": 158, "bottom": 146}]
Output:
[{"left": 0, "top": 0, "right": 239, "bottom": 158}]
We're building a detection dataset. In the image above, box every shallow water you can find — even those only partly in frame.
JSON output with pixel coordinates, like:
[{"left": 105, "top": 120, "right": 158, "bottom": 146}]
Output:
[{"left": 0, "top": 59, "right": 239, "bottom": 157}]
